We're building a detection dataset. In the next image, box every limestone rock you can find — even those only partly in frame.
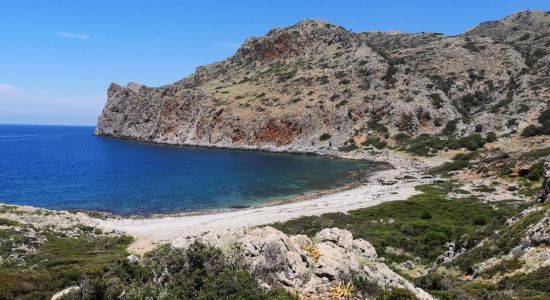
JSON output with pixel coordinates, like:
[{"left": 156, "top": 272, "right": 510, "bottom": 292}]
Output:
[
  {"left": 540, "top": 156, "right": 550, "bottom": 203},
  {"left": 51, "top": 286, "right": 80, "bottom": 300},
  {"left": 172, "top": 226, "right": 433, "bottom": 299}
]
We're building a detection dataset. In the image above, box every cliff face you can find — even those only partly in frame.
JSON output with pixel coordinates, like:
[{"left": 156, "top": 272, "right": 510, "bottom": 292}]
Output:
[{"left": 96, "top": 11, "right": 550, "bottom": 152}]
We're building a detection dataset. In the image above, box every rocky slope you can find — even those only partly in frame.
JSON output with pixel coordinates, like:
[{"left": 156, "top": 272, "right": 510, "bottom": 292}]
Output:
[{"left": 96, "top": 11, "right": 549, "bottom": 153}]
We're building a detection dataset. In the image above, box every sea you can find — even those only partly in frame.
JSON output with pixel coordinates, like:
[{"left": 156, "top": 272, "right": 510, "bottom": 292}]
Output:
[{"left": 0, "top": 124, "right": 375, "bottom": 216}]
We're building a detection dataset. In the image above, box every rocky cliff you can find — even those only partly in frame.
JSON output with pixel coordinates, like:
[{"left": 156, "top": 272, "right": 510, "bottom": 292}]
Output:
[{"left": 95, "top": 11, "right": 549, "bottom": 153}]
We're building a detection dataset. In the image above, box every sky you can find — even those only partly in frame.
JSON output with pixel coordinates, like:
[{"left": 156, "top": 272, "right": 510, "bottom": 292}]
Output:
[{"left": 0, "top": 1, "right": 548, "bottom": 125}]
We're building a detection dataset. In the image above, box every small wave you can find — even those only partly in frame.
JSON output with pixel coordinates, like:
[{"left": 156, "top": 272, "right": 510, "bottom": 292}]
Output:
[{"left": 0, "top": 135, "right": 62, "bottom": 142}]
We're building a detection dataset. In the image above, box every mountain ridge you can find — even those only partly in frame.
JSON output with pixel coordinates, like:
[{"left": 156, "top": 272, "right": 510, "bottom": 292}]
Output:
[{"left": 96, "top": 10, "right": 549, "bottom": 155}]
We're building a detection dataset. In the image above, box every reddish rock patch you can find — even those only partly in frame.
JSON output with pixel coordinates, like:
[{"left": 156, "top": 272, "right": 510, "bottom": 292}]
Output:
[{"left": 254, "top": 118, "right": 299, "bottom": 146}]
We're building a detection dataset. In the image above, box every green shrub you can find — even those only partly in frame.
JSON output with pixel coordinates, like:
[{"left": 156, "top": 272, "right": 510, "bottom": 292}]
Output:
[
  {"left": 526, "top": 160, "right": 544, "bottom": 181},
  {"left": 362, "top": 137, "right": 387, "bottom": 149},
  {"left": 430, "top": 93, "right": 444, "bottom": 109},
  {"left": 421, "top": 211, "right": 433, "bottom": 220},
  {"left": 382, "top": 64, "right": 398, "bottom": 87},
  {"left": 367, "top": 117, "right": 389, "bottom": 133},
  {"left": 522, "top": 106, "right": 550, "bottom": 136},
  {"left": 472, "top": 216, "right": 487, "bottom": 225},
  {"left": 277, "top": 69, "right": 297, "bottom": 82},
  {"left": 339, "top": 79, "right": 351, "bottom": 85},
  {"left": 334, "top": 70, "right": 347, "bottom": 79},
  {"left": 393, "top": 133, "right": 411, "bottom": 143},
  {"left": 486, "top": 132, "right": 497, "bottom": 143},
  {"left": 339, "top": 144, "right": 359, "bottom": 152},
  {"left": 375, "top": 288, "right": 417, "bottom": 299},
  {"left": 336, "top": 100, "right": 348, "bottom": 108},
  {"left": 319, "top": 133, "right": 331, "bottom": 141},
  {"left": 318, "top": 75, "right": 329, "bottom": 84},
  {"left": 442, "top": 120, "right": 458, "bottom": 136}
]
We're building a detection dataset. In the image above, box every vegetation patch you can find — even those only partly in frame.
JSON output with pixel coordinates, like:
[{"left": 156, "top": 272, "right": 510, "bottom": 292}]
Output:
[
  {"left": 273, "top": 182, "right": 518, "bottom": 264},
  {"left": 450, "top": 205, "right": 546, "bottom": 275},
  {"left": 522, "top": 106, "right": 550, "bottom": 137},
  {"left": 419, "top": 210, "right": 550, "bottom": 299},
  {"left": 68, "top": 241, "right": 296, "bottom": 299},
  {"left": 0, "top": 226, "right": 131, "bottom": 300},
  {"left": 396, "top": 134, "right": 486, "bottom": 156},
  {"left": 339, "top": 144, "right": 359, "bottom": 152},
  {"left": 427, "top": 151, "right": 480, "bottom": 176},
  {"left": 361, "top": 137, "right": 387, "bottom": 149}
]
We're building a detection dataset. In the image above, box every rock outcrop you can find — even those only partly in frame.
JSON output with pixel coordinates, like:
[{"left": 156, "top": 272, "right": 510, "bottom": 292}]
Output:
[
  {"left": 172, "top": 226, "right": 433, "bottom": 299},
  {"left": 523, "top": 207, "right": 550, "bottom": 247},
  {"left": 541, "top": 155, "right": 550, "bottom": 203},
  {"left": 96, "top": 11, "right": 550, "bottom": 153}
]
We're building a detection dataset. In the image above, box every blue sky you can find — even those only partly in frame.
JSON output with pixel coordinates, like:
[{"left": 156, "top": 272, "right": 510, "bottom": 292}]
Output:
[{"left": 0, "top": 1, "right": 548, "bottom": 125}]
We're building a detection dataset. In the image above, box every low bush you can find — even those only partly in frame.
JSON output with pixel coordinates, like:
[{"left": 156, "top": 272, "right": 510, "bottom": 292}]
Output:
[
  {"left": 72, "top": 242, "right": 296, "bottom": 299},
  {"left": 339, "top": 144, "right": 359, "bottom": 152},
  {"left": 362, "top": 137, "right": 387, "bottom": 149},
  {"left": 442, "top": 120, "right": 458, "bottom": 136},
  {"left": 399, "top": 134, "right": 486, "bottom": 157},
  {"left": 427, "top": 151, "right": 480, "bottom": 176},
  {"left": 367, "top": 117, "right": 389, "bottom": 134},
  {"left": 430, "top": 93, "right": 444, "bottom": 109},
  {"left": 319, "top": 133, "right": 331, "bottom": 141},
  {"left": 521, "top": 106, "right": 550, "bottom": 137},
  {"left": 486, "top": 132, "right": 497, "bottom": 143}
]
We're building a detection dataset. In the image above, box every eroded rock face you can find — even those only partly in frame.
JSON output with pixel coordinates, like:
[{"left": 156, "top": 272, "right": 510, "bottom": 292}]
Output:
[{"left": 172, "top": 227, "right": 433, "bottom": 299}]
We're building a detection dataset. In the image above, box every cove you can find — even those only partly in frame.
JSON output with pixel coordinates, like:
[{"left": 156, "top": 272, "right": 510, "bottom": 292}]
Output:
[{"left": 0, "top": 124, "right": 379, "bottom": 216}]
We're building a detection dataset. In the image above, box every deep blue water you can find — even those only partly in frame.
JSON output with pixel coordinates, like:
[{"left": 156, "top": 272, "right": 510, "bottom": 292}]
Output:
[{"left": 0, "top": 125, "right": 375, "bottom": 215}]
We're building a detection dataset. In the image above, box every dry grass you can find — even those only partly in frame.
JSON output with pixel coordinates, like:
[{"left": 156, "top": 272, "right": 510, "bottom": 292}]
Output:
[
  {"left": 301, "top": 245, "right": 321, "bottom": 262},
  {"left": 329, "top": 281, "right": 355, "bottom": 299}
]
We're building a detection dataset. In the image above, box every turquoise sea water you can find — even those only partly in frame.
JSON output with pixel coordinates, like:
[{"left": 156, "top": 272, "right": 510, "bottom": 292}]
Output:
[{"left": 0, "top": 125, "right": 376, "bottom": 216}]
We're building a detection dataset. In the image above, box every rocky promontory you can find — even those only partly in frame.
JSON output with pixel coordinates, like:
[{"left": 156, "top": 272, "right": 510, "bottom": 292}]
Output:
[{"left": 96, "top": 11, "right": 549, "bottom": 154}]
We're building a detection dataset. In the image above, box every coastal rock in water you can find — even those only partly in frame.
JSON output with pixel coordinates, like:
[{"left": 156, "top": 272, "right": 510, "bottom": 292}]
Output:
[
  {"left": 172, "top": 226, "right": 433, "bottom": 299},
  {"left": 540, "top": 155, "right": 550, "bottom": 203}
]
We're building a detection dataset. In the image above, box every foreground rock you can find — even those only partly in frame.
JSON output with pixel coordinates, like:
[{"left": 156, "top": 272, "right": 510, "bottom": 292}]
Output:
[{"left": 173, "top": 226, "right": 433, "bottom": 299}]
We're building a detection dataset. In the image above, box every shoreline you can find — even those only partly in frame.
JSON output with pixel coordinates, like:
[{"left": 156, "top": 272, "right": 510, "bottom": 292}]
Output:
[
  {"left": 92, "top": 165, "right": 439, "bottom": 254},
  {"left": 0, "top": 162, "right": 439, "bottom": 255},
  {"left": 68, "top": 162, "right": 388, "bottom": 220},
  {"left": 2, "top": 134, "right": 447, "bottom": 255}
]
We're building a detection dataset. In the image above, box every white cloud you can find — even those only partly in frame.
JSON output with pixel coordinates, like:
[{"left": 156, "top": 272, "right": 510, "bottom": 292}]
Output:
[
  {"left": 56, "top": 31, "right": 91, "bottom": 39},
  {"left": 0, "top": 83, "right": 17, "bottom": 92}
]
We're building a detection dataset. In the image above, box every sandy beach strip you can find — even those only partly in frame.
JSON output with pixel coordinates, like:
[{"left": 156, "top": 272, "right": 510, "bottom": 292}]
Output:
[{"left": 93, "top": 167, "right": 437, "bottom": 254}]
